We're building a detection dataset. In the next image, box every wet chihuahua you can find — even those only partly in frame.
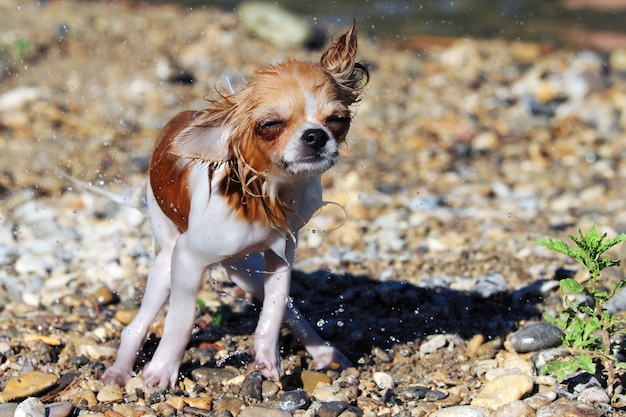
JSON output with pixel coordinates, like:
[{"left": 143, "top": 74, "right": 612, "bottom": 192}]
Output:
[{"left": 101, "top": 23, "right": 367, "bottom": 389}]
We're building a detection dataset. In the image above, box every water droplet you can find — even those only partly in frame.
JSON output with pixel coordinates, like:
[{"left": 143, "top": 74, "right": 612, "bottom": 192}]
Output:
[
  {"left": 507, "top": 212, "right": 512, "bottom": 218},
  {"left": 316, "top": 319, "right": 326, "bottom": 328},
  {"left": 337, "top": 321, "right": 344, "bottom": 328}
]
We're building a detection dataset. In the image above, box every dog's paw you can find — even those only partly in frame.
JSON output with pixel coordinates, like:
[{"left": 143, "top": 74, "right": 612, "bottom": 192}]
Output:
[
  {"left": 252, "top": 345, "right": 281, "bottom": 381},
  {"left": 101, "top": 366, "right": 132, "bottom": 386},
  {"left": 255, "top": 359, "right": 281, "bottom": 381},
  {"left": 142, "top": 361, "right": 180, "bottom": 389},
  {"left": 311, "top": 345, "right": 352, "bottom": 371}
]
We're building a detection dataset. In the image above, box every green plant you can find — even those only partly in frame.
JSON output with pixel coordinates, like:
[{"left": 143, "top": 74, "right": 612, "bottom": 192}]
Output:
[{"left": 538, "top": 224, "right": 626, "bottom": 399}]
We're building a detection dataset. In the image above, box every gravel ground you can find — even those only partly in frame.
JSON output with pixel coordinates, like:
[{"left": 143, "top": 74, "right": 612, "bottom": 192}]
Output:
[{"left": 1, "top": 0, "right": 626, "bottom": 416}]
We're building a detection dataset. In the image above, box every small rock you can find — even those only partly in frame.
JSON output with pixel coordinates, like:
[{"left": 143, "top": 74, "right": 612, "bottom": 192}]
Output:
[
  {"left": 0, "top": 371, "right": 59, "bottom": 402},
  {"left": 92, "top": 284, "right": 115, "bottom": 305},
  {"left": 535, "top": 399, "right": 602, "bottom": 417},
  {"left": 0, "top": 403, "right": 18, "bottom": 417},
  {"left": 45, "top": 402, "right": 74, "bottom": 417},
  {"left": 312, "top": 383, "right": 336, "bottom": 401},
  {"left": 419, "top": 334, "right": 448, "bottom": 356},
  {"left": 470, "top": 273, "right": 507, "bottom": 298},
  {"left": 279, "top": 390, "right": 310, "bottom": 412},
  {"left": 191, "top": 367, "right": 238, "bottom": 387},
  {"left": 373, "top": 372, "right": 395, "bottom": 390},
  {"left": 238, "top": 405, "right": 291, "bottom": 417},
  {"left": 318, "top": 401, "right": 349, "bottom": 417},
  {"left": 241, "top": 371, "right": 263, "bottom": 400},
  {"left": 491, "top": 400, "right": 536, "bottom": 417},
  {"left": 23, "top": 334, "right": 62, "bottom": 346},
  {"left": 262, "top": 380, "right": 280, "bottom": 399},
  {"left": 184, "top": 397, "right": 213, "bottom": 410},
  {"left": 114, "top": 309, "right": 137, "bottom": 325},
  {"left": 79, "top": 344, "right": 117, "bottom": 361},
  {"left": 430, "top": 406, "right": 486, "bottom": 417},
  {"left": 14, "top": 398, "right": 45, "bottom": 417},
  {"left": 58, "top": 387, "right": 98, "bottom": 407},
  {"left": 465, "top": 334, "right": 485, "bottom": 358},
  {"left": 577, "top": 386, "right": 610, "bottom": 404},
  {"left": 301, "top": 370, "right": 332, "bottom": 393},
  {"left": 523, "top": 391, "right": 557, "bottom": 409},
  {"left": 471, "top": 373, "right": 534, "bottom": 410},
  {"left": 213, "top": 398, "right": 245, "bottom": 415},
  {"left": 510, "top": 322, "right": 564, "bottom": 353},
  {"left": 237, "top": 2, "right": 311, "bottom": 48},
  {"left": 96, "top": 384, "right": 123, "bottom": 403}
]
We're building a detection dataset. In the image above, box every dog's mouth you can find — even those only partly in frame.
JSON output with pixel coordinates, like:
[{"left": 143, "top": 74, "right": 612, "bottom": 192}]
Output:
[{"left": 279, "top": 151, "right": 339, "bottom": 176}]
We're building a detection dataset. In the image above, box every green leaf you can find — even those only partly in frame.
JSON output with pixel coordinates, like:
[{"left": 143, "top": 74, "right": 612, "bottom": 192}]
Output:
[
  {"left": 559, "top": 278, "right": 583, "bottom": 293},
  {"left": 577, "top": 354, "right": 596, "bottom": 374}
]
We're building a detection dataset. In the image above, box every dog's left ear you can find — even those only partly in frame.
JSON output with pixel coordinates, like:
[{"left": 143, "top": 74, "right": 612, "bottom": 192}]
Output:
[{"left": 320, "top": 21, "right": 368, "bottom": 104}]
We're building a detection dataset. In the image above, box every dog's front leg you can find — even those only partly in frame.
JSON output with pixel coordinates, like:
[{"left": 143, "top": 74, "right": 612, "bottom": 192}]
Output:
[
  {"left": 102, "top": 239, "right": 175, "bottom": 386},
  {"left": 142, "top": 233, "right": 207, "bottom": 389},
  {"left": 253, "top": 244, "right": 294, "bottom": 380},
  {"left": 227, "top": 253, "right": 351, "bottom": 373}
]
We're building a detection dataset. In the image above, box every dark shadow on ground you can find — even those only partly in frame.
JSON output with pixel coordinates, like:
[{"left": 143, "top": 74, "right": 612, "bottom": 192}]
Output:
[{"left": 176, "top": 269, "right": 546, "bottom": 369}]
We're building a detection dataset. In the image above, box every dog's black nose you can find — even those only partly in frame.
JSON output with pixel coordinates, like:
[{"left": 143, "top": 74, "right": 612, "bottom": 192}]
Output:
[{"left": 302, "top": 129, "right": 329, "bottom": 150}]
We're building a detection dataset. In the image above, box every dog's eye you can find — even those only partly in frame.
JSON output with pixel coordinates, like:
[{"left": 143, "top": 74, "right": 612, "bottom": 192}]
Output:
[
  {"left": 326, "top": 115, "right": 350, "bottom": 136},
  {"left": 256, "top": 120, "right": 285, "bottom": 140},
  {"left": 260, "top": 120, "right": 285, "bottom": 130}
]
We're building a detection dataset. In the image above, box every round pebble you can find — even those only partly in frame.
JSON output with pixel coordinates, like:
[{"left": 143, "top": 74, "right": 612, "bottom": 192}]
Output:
[
  {"left": 0, "top": 372, "right": 59, "bottom": 403},
  {"left": 471, "top": 374, "right": 534, "bottom": 410},
  {"left": 372, "top": 372, "right": 395, "bottom": 390},
  {"left": 279, "top": 389, "right": 310, "bottom": 412},
  {"left": 430, "top": 406, "right": 486, "bottom": 417},
  {"left": 510, "top": 322, "right": 564, "bottom": 353},
  {"left": 14, "top": 398, "right": 45, "bottom": 417}
]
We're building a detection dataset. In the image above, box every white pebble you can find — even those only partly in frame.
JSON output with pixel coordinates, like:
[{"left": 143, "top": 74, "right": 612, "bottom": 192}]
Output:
[
  {"left": 430, "top": 406, "right": 486, "bottom": 417},
  {"left": 14, "top": 397, "right": 45, "bottom": 417},
  {"left": 420, "top": 334, "right": 448, "bottom": 355},
  {"left": 373, "top": 372, "right": 394, "bottom": 390}
]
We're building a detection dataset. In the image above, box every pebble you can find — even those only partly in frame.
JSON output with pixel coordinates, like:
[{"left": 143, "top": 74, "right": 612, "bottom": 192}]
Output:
[
  {"left": 470, "top": 273, "right": 508, "bottom": 298},
  {"left": 184, "top": 397, "right": 213, "bottom": 410},
  {"left": 96, "top": 384, "right": 124, "bottom": 403},
  {"left": 429, "top": 406, "right": 486, "bottom": 417},
  {"left": 576, "top": 386, "right": 610, "bottom": 404},
  {"left": 262, "top": 380, "right": 280, "bottom": 399},
  {"left": 491, "top": 400, "right": 536, "bottom": 417},
  {"left": 113, "top": 309, "right": 137, "bottom": 325},
  {"left": 191, "top": 367, "right": 239, "bottom": 387},
  {"left": 471, "top": 374, "right": 534, "bottom": 410},
  {"left": 419, "top": 334, "right": 448, "bottom": 356},
  {"left": 0, "top": 372, "right": 58, "bottom": 402},
  {"left": 241, "top": 371, "right": 263, "bottom": 400},
  {"left": 301, "top": 370, "right": 332, "bottom": 393},
  {"left": 238, "top": 405, "right": 291, "bottom": 417},
  {"left": 535, "top": 399, "right": 602, "bottom": 417},
  {"left": 523, "top": 391, "right": 557, "bottom": 409},
  {"left": 372, "top": 372, "right": 395, "bottom": 390},
  {"left": 14, "top": 398, "right": 45, "bottom": 417},
  {"left": 317, "top": 401, "right": 350, "bottom": 417},
  {"left": 79, "top": 344, "right": 118, "bottom": 361},
  {"left": 279, "top": 389, "right": 310, "bottom": 412},
  {"left": 236, "top": 2, "right": 310, "bottom": 48},
  {"left": 58, "top": 387, "right": 98, "bottom": 407},
  {"left": 509, "top": 322, "right": 564, "bottom": 353}
]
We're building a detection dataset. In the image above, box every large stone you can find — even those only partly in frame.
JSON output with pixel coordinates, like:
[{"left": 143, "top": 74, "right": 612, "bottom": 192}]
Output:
[
  {"left": 0, "top": 372, "right": 59, "bottom": 402},
  {"left": 471, "top": 373, "right": 534, "bottom": 410}
]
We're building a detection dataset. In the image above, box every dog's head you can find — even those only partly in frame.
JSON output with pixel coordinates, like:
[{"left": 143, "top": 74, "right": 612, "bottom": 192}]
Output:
[{"left": 172, "top": 23, "right": 368, "bottom": 180}]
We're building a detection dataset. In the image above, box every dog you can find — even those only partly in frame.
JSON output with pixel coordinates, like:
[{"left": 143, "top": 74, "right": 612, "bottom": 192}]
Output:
[{"left": 101, "top": 23, "right": 368, "bottom": 389}]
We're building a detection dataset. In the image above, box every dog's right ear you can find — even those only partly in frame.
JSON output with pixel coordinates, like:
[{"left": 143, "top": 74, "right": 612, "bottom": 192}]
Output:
[
  {"left": 320, "top": 21, "right": 368, "bottom": 104},
  {"left": 168, "top": 111, "right": 231, "bottom": 162}
]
